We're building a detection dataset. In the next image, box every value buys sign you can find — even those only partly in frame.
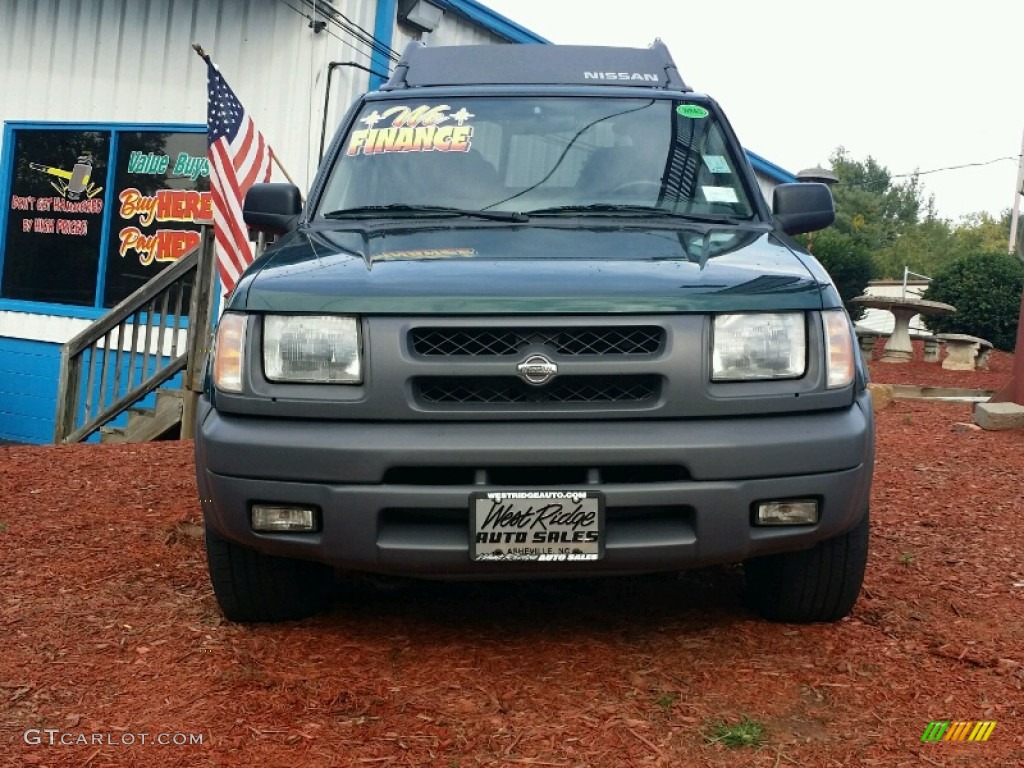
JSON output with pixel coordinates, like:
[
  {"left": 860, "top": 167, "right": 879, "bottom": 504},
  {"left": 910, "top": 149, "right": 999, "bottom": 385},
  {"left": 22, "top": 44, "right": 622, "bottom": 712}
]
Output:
[{"left": 103, "top": 132, "right": 210, "bottom": 306}]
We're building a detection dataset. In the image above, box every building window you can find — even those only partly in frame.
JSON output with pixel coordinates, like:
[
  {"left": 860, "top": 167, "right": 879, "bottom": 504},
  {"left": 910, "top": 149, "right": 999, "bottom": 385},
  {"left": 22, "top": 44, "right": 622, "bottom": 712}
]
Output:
[
  {"left": 2, "top": 129, "right": 110, "bottom": 305},
  {"left": 104, "top": 131, "right": 209, "bottom": 306},
  {"left": 0, "top": 123, "right": 209, "bottom": 312}
]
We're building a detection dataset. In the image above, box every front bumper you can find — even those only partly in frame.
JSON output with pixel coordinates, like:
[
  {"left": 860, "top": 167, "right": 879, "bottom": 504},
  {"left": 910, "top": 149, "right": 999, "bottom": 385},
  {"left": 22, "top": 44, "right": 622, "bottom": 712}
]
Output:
[{"left": 195, "top": 392, "right": 874, "bottom": 576}]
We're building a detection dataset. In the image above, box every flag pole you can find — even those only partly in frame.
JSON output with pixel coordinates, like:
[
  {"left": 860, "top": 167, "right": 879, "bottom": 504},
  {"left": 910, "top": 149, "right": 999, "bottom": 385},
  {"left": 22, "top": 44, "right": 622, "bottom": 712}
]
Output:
[
  {"left": 191, "top": 43, "right": 301, "bottom": 192},
  {"left": 268, "top": 148, "right": 299, "bottom": 189}
]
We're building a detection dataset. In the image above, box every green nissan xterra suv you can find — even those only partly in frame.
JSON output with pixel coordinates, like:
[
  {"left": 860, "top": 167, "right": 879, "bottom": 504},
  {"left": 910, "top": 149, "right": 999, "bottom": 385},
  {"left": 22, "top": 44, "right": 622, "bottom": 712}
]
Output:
[{"left": 195, "top": 41, "right": 874, "bottom": 623}]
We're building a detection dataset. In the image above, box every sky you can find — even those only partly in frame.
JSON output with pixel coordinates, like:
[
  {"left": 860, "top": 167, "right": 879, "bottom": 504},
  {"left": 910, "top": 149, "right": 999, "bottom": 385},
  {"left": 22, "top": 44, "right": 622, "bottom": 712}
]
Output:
[{"left": 480, "top": 0, "right": 1024, "bottom": 224}]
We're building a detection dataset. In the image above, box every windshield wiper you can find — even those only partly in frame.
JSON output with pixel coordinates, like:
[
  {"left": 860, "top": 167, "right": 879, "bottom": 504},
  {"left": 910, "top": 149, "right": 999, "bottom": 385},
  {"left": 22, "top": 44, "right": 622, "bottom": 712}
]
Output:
[
  {"left": 525, "top": 204, "right": 743, "bottom": 224},
  {"left": 322, "top": 204, "right": 527, "bottom": 222}
]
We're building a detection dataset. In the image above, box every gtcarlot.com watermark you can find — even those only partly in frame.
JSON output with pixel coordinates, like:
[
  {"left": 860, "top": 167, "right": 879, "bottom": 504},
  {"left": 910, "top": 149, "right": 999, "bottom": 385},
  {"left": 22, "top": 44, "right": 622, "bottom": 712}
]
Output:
[{"left": 24, "top": 729, "right": 204, "bottom": 747}]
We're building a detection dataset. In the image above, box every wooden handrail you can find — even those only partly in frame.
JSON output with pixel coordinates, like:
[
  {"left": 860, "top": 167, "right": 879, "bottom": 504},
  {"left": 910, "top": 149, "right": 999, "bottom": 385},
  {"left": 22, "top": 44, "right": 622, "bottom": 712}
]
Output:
[
  {"left": 55, "top": 222, "right": 218, "bottom": 444},
  {"left": 62, "top": 244, "right": 199, "bottom": 360}
]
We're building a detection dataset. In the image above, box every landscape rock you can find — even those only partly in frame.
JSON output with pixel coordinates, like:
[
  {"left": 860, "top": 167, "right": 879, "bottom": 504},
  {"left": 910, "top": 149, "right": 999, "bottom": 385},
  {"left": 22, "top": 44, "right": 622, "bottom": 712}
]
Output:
[
  {"left": 974, "top": 402, "right": 1024, "bottom": 431},
  {"left": 867, "top": 383, "right": 894, "bottom": 411}
]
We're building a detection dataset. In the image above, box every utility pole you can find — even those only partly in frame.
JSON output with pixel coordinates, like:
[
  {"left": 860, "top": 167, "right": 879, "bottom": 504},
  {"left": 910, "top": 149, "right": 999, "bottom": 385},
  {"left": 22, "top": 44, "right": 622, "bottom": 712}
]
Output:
[
  {"left": 993, "top": 128, "right": 1024, "bottom": 406},
  {"left": 1010, "top": 128, "right": 1024, "bottom": 255}
]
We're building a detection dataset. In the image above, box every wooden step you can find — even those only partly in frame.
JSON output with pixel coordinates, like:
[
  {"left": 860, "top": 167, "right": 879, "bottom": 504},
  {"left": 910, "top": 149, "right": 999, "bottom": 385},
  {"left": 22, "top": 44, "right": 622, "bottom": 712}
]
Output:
[
  {"left": 155, "top": 388, "right": 187, "bottom": 413},
  {"left": 123, "top": 396, "right": 183, "bottom": 442},
  {"left": 99, "top": 425, "right": 128, "bottom": 444},
  {"left": 97, "top": 388, "right": 187, "bottom": 444}
]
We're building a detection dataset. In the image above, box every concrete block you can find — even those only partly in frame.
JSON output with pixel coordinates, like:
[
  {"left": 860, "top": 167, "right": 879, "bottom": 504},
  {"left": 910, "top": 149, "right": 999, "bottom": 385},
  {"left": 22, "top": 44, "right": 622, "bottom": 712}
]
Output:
[{"left": 974, "top": 402, "right": 1024, "bottom": 431}]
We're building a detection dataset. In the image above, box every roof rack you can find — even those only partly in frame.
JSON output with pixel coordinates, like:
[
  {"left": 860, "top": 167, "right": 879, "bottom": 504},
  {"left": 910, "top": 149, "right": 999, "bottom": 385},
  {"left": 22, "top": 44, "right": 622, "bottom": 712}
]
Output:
[{"left": 382, "top": 40, "right": 690, "bottom": 91}]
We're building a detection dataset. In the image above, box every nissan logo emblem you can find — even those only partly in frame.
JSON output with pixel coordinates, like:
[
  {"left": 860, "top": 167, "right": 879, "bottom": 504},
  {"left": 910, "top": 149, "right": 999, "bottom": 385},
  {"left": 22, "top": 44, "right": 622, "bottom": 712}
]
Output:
[{"left": 517, "top": 354, "right": 558, "bottom": 385}]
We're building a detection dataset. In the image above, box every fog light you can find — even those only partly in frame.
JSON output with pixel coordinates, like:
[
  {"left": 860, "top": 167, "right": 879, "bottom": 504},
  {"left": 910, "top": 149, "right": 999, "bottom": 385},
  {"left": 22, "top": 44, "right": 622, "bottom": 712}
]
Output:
[
  {"left": 755, "top": 500, "right": 818, "bottom": 526},
  {"left": 251, "top": 505, "right": 318, "bottom": 532}
]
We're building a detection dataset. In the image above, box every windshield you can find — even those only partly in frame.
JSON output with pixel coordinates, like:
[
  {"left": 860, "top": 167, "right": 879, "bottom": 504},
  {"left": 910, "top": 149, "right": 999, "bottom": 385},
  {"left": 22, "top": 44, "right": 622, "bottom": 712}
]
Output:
[{"left": 317, "top": 97, "right": 758, "bottom": 219}]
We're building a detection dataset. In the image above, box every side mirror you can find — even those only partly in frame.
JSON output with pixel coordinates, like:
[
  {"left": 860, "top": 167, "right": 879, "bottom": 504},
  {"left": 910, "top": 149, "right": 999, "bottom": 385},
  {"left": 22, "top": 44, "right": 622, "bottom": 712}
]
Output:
[
  {"left": 772, "top": 183, "right": 835, "bottom": 235},
  {"left": 243, "top": 183, "right": 302, "bottom": 235}
]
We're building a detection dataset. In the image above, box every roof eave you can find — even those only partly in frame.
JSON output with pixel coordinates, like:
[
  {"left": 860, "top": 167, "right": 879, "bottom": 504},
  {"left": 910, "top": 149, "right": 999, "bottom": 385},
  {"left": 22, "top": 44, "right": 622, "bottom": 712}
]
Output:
[
  {"left": 439, "top": 0, "right": 550, "bottom": 44},
  {"left": 746, "top": 150, "right": 797, "bottom": 184}
]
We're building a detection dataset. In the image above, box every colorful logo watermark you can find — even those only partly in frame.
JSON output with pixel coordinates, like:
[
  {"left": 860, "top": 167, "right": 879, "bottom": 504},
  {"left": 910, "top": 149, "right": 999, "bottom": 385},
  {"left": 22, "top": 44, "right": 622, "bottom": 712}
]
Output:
[{"left": 921, "top": 721, "right": 996, "bottom": 742}]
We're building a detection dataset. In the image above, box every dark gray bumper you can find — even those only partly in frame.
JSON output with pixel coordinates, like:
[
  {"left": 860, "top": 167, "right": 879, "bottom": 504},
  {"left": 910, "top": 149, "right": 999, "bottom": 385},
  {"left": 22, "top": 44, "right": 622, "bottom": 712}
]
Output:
[{"left": 195, "top": 392, "right": 874, "bottom": 576}]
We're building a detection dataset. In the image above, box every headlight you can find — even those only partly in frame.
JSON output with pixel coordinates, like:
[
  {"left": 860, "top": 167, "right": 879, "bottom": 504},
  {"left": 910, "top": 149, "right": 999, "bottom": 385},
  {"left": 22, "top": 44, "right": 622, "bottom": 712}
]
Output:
[
  {"left": 213, "top": 313, "right": 247, "bottom": 393},
  {"left": 822, "top": 309, "right": 855, "bottom": 389},
  {"left": 712, "top": 312, "right": 806, "bottom": 381},
  {"left": 263, "top": 315, "right": 361, "bottom": 383}
]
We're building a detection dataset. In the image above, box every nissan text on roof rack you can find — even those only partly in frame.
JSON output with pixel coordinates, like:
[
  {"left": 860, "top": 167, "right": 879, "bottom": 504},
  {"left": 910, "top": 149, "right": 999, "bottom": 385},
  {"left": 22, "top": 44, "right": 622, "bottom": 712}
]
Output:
[{"left": 194, "top": 40, "right": 874, "bottom": 624}]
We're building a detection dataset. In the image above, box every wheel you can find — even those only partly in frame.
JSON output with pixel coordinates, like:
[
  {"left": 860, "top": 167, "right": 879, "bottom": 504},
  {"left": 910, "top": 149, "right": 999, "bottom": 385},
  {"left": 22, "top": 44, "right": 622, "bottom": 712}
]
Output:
[
  {"left": 204, "top": 524, "right": 334, "bottom": 622},
  {"left": 743, "top": 509, "right": 869, "bottom": 623}
]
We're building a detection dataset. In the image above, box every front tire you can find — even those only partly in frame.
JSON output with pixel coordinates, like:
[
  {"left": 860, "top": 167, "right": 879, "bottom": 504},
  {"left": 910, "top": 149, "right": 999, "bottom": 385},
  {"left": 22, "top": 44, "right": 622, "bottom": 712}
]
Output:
[
  {"left": 204, "top": 524, "right": 334, "bottom": 622},
  {"left": 744, "top": 509, "right": 869, "bottom": 623}
]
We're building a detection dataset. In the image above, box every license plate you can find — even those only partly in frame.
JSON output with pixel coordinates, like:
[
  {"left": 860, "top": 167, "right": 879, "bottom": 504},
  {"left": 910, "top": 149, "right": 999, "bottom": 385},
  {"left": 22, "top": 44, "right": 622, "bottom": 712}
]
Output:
[{"left": 469, "top": 490, "right": 604, "bottom": 562}]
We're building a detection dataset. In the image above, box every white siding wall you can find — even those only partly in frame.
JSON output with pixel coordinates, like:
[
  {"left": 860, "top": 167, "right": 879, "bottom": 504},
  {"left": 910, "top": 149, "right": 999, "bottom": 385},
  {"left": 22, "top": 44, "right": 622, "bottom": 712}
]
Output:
[
  {"left": 0, "top": 0, "right": 382, "bottom": 193},
  {"left": 0, "top": 0, "right": 517, "bottom": 201},
  {"left": 754, "top": 171, "right": 777, "bottom": 210}
]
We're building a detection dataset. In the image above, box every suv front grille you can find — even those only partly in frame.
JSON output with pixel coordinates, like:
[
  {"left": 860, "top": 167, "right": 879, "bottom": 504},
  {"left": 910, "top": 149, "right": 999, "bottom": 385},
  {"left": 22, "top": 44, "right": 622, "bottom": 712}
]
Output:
[
  {"left": 415, "top": 375, "right": 660, "bottom": 405},
  {"left": 411, "top": 326, "right": 664, "bottom": 357}
]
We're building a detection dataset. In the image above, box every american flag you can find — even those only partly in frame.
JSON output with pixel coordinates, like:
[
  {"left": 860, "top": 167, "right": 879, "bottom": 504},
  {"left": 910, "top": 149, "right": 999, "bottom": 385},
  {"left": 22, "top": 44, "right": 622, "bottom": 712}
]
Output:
[{"left": 205, "top": 58, "right": 273, "bottom": 292}]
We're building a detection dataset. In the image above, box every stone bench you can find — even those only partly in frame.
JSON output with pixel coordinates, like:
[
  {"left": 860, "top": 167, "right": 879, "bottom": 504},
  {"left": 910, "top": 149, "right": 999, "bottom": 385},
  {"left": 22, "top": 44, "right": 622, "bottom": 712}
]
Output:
[
  {"left": 934, "top": 333, "right": 993, "bottom": 371},
  {"left": 855, "top": 328, "right": 887, "bottom": 356},
  {"left": 856, "top": 329, "right": 942, "bottom": 362},
  {"left": 911, "top": 333, "right": 942, "bottom": 363}
]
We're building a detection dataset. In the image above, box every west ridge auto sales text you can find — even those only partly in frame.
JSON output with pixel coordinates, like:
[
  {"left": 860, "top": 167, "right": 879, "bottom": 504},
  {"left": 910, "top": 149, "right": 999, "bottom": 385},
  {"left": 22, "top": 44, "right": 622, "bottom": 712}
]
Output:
[{"left": 475, "top": 501, "right": 599, "bottom": 545}]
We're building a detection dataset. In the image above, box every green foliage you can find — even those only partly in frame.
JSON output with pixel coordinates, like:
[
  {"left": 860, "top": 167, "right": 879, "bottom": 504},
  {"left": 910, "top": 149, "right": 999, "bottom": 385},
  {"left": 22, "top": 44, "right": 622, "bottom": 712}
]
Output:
[
  {"left": 922, "top": 251, "right": 1024, "bottom": 351},
  {"left": 655, "top": 693, "right": 678, "bottom": 712},
  {"left": 794, "top": 147, "right": 935, "bottom": 314},
  {"left": 828, "top": 148, "right": 923, "bottom": 264},
  {"left": 798, "top": 148, "right": 1015, "bottom": 317},
  {"left": 705, "top": 716, "right": 767, "bottom": 748},
  {"left": 873, "top": 211, "right": 1013, "bottom": 280},
  {"left": 947, "top": 211, "right": 1014, "bottom": 261},
  {"left": 802, "top": 228, "right": 875, "bottom": 321},
  {"left": 871, "top": 214, "right": 952, "bottom": 281}
]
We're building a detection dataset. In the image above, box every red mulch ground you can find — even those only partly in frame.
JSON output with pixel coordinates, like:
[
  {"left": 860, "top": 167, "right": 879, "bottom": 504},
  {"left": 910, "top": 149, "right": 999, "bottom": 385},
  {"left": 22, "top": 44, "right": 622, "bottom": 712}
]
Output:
[{"left": 2, "top": 344, "right": 1022, "bottom": 767}]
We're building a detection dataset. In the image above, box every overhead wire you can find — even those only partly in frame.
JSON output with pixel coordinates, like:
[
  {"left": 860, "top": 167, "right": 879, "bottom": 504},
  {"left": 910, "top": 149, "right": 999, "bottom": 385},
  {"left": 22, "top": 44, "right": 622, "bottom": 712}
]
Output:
[
  {"left": 835, "top": 155, "right": 1022, "bottom": 189},
  {"left": 275, "top": 0, "right": 400, "bottom": 69},
  {"left": 298, "top": 0, "right": 401, "bottom": 63},
  {"left": 890, "top": 156, "right": 1020, "bottom": 179}
]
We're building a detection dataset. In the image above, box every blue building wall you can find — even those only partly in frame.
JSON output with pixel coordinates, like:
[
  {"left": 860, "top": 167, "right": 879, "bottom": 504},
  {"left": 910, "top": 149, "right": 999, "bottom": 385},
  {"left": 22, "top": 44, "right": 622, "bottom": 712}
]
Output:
[
  {"left": 0, "top": 335, "right": 179, "bottom": 445},
  {"left": 0, "top": 336, "right": 63, "bottom": 443}
]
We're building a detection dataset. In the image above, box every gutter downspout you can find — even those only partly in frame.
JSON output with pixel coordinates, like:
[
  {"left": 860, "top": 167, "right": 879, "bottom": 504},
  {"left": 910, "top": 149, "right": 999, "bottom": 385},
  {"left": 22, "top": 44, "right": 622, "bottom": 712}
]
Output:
[
  {"left": 319, "top": 61, "right": 390, "bottom": 163},
  {"left": 369, "top": 0, "right": 398, "bottom": 91}
]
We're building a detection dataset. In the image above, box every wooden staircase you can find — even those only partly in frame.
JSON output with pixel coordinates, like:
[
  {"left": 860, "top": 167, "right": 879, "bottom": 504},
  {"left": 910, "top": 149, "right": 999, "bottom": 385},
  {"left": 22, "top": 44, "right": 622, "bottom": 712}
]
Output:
[
  {"left": 54, "top": 223, "right": 217, "bottom": 445},
  {"left": 99, "top": 389, "right": 187, "bottom": 443}
]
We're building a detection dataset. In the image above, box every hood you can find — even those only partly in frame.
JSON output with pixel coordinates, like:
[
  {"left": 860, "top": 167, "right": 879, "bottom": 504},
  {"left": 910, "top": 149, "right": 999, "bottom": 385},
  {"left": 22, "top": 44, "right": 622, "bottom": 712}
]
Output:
[{"left": 232, "top": 222, "right": 834, "bottom": 314}]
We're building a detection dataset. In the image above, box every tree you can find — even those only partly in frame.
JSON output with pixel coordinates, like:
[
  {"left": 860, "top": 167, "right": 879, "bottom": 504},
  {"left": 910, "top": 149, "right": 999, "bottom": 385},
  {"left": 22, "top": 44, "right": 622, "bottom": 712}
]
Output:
[
  {"left": 922, "top": 251, "right": 1023, "bottom": 351},
  {"left": 871, "top": 208, "right": 953, "bottom": 280},
  {"left": 947, "top": 211, "right": 1013, "bottom": 261},
  {"left": 794, "top": 148, "right": 1016, "bottom": 324},
  {"left": 801, "top": 227, "right": 874, "bottom": 321},
  {"left": 795, "top": 148, "right": 921, "bottom": 316}
]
